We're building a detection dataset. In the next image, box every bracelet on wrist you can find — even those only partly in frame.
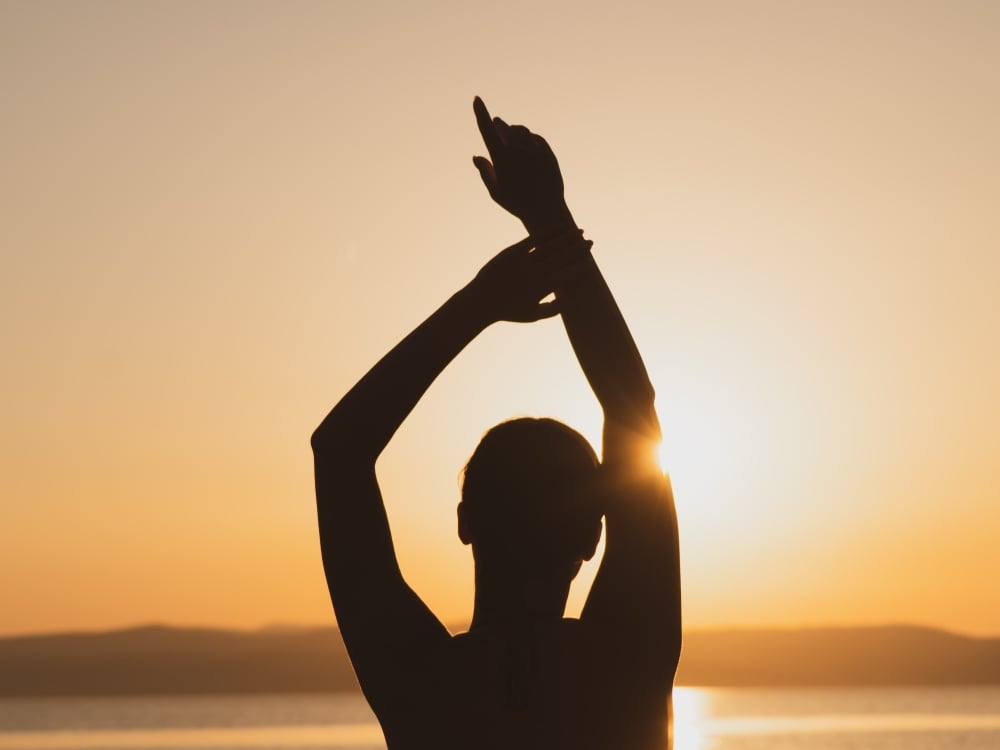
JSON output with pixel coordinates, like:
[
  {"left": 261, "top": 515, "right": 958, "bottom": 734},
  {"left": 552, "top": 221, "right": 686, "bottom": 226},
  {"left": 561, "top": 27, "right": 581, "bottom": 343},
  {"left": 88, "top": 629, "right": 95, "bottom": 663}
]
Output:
[{"left": 535, "top": 227, "right": 594, "bottom": 268}]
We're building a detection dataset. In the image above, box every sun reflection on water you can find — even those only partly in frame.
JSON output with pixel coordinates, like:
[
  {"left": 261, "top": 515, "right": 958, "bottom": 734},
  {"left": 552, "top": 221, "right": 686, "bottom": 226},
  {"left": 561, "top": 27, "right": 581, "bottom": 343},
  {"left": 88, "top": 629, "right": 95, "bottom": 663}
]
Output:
[{"left": 673, "top": 687, "right": 712, "bottom": 750}]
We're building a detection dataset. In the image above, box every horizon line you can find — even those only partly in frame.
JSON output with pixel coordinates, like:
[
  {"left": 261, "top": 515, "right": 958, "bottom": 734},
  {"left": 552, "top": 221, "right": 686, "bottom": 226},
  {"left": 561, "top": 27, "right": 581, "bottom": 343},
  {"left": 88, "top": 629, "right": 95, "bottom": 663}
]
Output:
[{"left": 3, "top": 620, "right": 997, "bottom": 641}]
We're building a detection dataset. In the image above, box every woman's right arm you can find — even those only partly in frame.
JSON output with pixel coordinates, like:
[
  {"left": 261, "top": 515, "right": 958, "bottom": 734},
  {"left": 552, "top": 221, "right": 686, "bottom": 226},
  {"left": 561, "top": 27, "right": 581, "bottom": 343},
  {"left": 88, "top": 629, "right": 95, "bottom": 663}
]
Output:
[
  {"left": 551, "top": 236, "right": 681, "bottom": 679},
  {"left": 473, "top": 98, "right": 681, "bottom": 678}
]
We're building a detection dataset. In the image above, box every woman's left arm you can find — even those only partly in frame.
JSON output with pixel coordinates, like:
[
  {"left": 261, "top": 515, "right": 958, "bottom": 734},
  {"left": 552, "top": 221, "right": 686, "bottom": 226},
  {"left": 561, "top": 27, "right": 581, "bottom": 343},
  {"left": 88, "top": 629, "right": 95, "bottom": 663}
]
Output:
[{"left": 311, "top": 237, "right": 561, "bottom": 706}]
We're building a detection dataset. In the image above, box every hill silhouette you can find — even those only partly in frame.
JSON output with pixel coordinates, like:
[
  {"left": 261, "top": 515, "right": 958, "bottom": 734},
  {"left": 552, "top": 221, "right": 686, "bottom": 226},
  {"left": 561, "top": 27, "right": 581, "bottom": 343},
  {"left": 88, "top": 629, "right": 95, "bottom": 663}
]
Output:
[
  {"left": 680, "top": 625, "right": 1000, "bottom": 686},
  {"left": 0, "top": 625, "right": 355, "bottom": 697},
  {"left": 1, "top": 624, "right": 997, "bottom": 696}
]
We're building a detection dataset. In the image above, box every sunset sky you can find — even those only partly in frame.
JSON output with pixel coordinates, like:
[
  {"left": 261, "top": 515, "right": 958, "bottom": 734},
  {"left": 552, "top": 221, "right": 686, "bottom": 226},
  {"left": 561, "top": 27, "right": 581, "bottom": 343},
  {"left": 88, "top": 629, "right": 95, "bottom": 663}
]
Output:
[{"left": 2, "top": 1, "right": 998, "bottom": 638}]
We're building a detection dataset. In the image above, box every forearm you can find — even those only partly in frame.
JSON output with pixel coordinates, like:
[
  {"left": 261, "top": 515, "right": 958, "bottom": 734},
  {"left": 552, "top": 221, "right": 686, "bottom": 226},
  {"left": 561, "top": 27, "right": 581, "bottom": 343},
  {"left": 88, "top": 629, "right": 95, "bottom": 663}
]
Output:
[
  {"left": 311, "top": 284, "right": 490, "bottom": 621},
  {"left": 311, "top": 285, "right": 493, "bottom": 461},
  {"left": 542, "top": 231, "right": 660, "bottom": 441},
  {"left": 471, "top": 97, "right": 656, "bottom": 434}
]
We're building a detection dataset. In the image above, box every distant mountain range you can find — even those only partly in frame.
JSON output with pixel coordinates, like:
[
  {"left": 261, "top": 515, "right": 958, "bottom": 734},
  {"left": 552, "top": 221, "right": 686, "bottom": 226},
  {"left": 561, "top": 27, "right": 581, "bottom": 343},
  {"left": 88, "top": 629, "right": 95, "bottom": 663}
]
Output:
[{"left": 1, "top": 624, "right": 997, "bottom": 696}]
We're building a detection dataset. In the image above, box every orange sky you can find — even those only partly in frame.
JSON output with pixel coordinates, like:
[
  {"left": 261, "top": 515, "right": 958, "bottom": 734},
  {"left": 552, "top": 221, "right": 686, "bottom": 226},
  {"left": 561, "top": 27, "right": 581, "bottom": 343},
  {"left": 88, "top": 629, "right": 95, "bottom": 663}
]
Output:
[{"left": 2, "top": 1, "right": 998, "bottom": 638}]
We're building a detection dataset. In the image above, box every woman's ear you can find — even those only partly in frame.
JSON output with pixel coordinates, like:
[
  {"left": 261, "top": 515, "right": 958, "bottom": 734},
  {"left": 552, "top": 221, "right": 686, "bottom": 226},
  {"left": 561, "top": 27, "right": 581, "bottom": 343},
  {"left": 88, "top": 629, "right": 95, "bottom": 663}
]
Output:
[{"left": 457, "top": 502, "right": 473, "bottom": 545}]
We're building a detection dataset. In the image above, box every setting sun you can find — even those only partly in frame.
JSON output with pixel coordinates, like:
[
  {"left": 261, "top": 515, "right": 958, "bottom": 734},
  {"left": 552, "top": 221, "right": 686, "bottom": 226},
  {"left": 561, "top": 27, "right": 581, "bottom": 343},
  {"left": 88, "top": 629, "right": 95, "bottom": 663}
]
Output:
[{"left": 3, "top": 4, "right": 1000, "bottom": 750}]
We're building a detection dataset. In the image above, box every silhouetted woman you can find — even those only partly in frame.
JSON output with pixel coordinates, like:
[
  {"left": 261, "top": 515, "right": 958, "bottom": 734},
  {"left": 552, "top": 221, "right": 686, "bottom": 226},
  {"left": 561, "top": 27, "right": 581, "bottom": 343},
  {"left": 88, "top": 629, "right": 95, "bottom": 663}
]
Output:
[{"left": 312, "top": 98, "right": 681, "bottom": 750}]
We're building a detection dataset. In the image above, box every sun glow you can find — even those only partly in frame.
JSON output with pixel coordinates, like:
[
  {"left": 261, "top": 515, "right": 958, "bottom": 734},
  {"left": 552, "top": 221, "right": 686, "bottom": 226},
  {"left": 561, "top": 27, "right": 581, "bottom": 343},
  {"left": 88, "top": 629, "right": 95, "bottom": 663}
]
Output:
[{"left": 656, "top": 439, "right": 670, "bottom": 475}]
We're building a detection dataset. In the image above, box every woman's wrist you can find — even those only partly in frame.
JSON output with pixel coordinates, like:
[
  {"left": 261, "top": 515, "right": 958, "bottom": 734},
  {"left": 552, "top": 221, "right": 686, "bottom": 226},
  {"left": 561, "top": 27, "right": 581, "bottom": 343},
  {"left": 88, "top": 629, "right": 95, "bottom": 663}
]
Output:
[
  {"left": 536, "top": 226, "right": 594, "bottom": 271},
  {"left": 524, "top": 205, "right": 578, "bottom": 242}
]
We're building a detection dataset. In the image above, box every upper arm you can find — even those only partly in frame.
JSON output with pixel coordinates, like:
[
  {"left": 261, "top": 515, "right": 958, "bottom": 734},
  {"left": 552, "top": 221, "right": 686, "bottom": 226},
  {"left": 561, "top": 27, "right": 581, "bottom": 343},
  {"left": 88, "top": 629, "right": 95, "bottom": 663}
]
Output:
[
  {"left": 580, "top": 418, "right": 681, "bottom": 680},
  {"left": 313, "top": 445, "right": 450, "bottom": 706}
]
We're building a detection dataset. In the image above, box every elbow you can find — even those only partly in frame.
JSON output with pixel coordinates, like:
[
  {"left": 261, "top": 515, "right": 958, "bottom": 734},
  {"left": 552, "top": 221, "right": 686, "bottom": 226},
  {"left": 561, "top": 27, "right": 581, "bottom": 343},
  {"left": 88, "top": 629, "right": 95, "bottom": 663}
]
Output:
[
  {"left": 310, "top": 423, "right": 330, "bottom": 454},
  {"left": 311, "top": 417, "right": 375, "bottom": 466},
  {"left": 311, "top": 423, "right": 351, "bottom": 462},
  {"left": 311, "top": 411, "right": 351, "bottom": 455}
]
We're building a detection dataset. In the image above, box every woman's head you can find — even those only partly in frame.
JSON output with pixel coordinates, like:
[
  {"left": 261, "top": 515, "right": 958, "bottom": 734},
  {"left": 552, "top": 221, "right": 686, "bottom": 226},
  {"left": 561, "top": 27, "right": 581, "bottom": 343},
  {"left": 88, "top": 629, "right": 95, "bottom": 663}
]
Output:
[{"left": 458, "top": 418, "right": 603, "bottom": 578}]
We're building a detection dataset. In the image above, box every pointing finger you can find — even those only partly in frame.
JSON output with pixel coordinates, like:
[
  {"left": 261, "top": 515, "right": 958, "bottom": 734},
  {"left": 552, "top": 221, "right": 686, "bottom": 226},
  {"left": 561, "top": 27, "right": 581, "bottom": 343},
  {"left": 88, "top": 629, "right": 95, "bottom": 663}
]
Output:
[{"left": 474, "top": 96, "right": 504, "bottom": 161}]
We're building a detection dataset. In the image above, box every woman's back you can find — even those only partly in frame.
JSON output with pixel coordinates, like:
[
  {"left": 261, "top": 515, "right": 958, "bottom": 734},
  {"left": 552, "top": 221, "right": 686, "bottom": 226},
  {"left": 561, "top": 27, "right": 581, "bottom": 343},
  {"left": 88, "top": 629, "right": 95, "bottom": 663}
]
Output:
[{"left": 374, "top": 619, "right": 671, "bottom": 750}]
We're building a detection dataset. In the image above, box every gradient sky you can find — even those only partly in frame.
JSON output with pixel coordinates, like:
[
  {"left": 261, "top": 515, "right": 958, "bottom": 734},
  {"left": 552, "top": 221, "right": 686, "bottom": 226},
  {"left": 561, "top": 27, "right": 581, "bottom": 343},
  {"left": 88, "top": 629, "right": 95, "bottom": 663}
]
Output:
[{"left": 2, "top": 1, "right": 998, "bottom": 638}]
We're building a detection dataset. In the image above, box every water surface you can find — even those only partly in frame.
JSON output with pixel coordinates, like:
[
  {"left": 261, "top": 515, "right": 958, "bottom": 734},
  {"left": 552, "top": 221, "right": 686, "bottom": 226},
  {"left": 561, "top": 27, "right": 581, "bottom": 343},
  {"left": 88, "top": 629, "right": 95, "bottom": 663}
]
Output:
[{"left": 1, "top": 686, "right": 997, "bottom": 749}]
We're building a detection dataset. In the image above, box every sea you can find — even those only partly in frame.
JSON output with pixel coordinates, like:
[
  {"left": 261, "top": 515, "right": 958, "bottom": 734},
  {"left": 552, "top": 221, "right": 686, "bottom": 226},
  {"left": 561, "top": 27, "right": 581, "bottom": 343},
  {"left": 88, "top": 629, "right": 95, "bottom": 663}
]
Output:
[{"left": 0, "top": 687, "right": 998, "bottom": 750}]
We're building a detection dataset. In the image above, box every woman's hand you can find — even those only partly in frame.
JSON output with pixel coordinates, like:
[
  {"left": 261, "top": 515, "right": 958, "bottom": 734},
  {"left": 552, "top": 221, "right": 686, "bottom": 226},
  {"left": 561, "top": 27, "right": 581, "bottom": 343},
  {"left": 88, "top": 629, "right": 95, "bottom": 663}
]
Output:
[
  {"left": 473, "top": 97, "right": 578, "bottom": 239},
  {"left": 466, "top": 236, "right": 564, "bottom": 324}
]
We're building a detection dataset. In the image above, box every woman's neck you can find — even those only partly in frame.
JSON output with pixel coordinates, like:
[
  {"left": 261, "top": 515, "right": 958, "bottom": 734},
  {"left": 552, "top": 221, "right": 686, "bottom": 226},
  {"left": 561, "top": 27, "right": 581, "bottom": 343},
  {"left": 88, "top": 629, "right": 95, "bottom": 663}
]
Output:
[{"left": 469, "top": 562, "right": 572, "bottom": 630}]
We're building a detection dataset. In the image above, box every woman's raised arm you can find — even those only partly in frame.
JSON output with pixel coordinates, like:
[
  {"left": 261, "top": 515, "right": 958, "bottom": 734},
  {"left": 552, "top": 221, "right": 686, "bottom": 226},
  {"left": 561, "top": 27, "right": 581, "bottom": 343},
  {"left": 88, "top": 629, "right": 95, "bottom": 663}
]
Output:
[
  {"left": 312, "top": 237, "right": 565, "bottom": 707},
  {"left": 473, "top": 97, "right": 681, "bottom": 680}
]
